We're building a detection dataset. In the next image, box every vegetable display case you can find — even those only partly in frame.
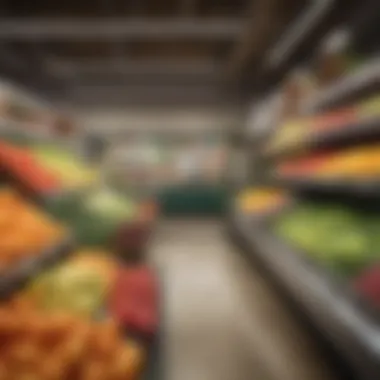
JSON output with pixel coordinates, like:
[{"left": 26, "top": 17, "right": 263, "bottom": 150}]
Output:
[
  {"left": 0, "top": 177, "right": 162, "bottom": 378},
  {"left": 231, "top": 15, "right": 380, "bottom": 380},
  {"left": 0, "top": 86, "right": 162, "bottom": 379},
  {"left": 0, "top": 231, "right": 162, "bottom": 380},
  {"left": 230, "top": 209, "right": 380, "bottom": 379}
]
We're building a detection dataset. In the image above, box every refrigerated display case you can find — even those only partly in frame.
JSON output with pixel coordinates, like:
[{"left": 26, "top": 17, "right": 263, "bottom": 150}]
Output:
[{"left": 230, "top": 5, "right": 380, "bottom": 379}]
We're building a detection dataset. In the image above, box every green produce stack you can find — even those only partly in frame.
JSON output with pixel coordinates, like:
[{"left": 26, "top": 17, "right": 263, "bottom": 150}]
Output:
[
  {"left": 274, "top": 203, "right": 380, "bottom": 277},
  {"left": 45, "top": 188, "right": 138, "bottom": 247}
]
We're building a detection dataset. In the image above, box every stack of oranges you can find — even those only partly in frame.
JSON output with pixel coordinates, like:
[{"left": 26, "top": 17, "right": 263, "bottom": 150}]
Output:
[
  {"left": 0, "top": 297, "right": 145, "bottom": 380},
  {"left": 0, "top": 189, "right": 65, "bottom": 271}
]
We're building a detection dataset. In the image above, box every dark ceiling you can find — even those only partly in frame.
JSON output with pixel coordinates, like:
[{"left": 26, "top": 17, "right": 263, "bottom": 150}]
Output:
[{"left": 0, "top": 0, "right": 306, "bottom": 107}]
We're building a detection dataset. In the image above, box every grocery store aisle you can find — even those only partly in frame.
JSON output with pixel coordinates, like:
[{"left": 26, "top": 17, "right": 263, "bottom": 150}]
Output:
[{"left": 148, "top": 220, "right": 335, "bottom": 380}]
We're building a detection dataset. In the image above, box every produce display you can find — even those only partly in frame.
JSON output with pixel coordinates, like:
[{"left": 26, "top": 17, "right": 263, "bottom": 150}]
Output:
[
  {"left": 277, "top": 144, "right": 380, "bottom": 179},
  {"left": 30, "top": 145, "right": 98, "bottom": 189},
  {"left": 27, "top": 251, "right": 117, "bottom": 317},
  {"left": 266, "top": 95, "right": 380, "bottom": 154},
  {"left": 84, "top": 188, "right": 137, "bottom": 223},
  {"left": 109, "top": 267, "right": 158, "bottom": 338},
  {"left": 0, "top": 188, "right": 65, "bottom": 271},
  {"left": 44, "top": 188, "right": 155, "bottom": 248},
  {"left": 236, "top": 188, "right": 289, "bottom": 216},
  {"left": 235, "top": 11, "right": 380, "bottom": 377},
  {"left": 0, "top": 300, "right": 145, "bottom": 380},
  {"left": 0, "top": 88, "right": 160, "bottom": 380},
  {"left": 0, "top": 154, "right": 159, "bottom": 380},
  {"left": 0, "top": 141, "right": 61, "bottom": 194},
  {"left": 273, "top": 203, "right": 380, "bottom": 277}
]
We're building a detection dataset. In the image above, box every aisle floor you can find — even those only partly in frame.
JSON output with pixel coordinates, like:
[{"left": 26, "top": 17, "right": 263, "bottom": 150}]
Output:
[{"left": 148, "top": 219, "right": 336, "bottom": 380}]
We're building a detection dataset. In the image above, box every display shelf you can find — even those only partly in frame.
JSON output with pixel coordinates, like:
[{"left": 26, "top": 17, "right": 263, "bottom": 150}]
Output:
[
  {"left": 273, "top": 176, "right": 380, "bottom": 197},
  {"left": 267, "top": 115, "right": 380, "bottom": 159},
  {"left": 303, "top": 57, "right": 380, "bottom": 114},
  {"left": 142, "top": 269, "right": 163, "bottom": 380},
  {"left": 0, "top": 236, "right": 74, "bottom": 299},
  {"left": 0, "top": 117, "right": 50, "bottom": 136},
  {"left": 230, "top": 209, "right": 380, "bottom": 379},
  {"left": 143, "top": 334, "right": 161, "bottom": 380}
]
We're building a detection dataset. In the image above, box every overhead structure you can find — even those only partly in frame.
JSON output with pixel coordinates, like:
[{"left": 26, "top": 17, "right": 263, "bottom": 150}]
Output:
[
  {"left": 0, "top": 18, "right": 243, "bottom": 41},
  {"left": 264, "top": 0, "right": 334, "bottom": 69},
  {"left": 0, "top": 0, "right": 310, "bottom": 106},
  {"left": 48, "top": 59, "right": 220, "bottom": 76},
  {"left": 226, "top": 0, "right": 304, "bottom": 77}
]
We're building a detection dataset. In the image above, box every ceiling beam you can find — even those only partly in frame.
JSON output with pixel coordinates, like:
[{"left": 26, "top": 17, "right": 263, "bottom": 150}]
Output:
[
  {"left": 0, "top": 44, "right": 29, "bottom": 72},
  {"left": 48, "top": 58, "right": 220, "bottom": 76},
  {"left": 0, "top": 18, "right": 243, "bottom": 40},
  {"left": 226, "top": 0, "right": 304, "bottom": 77},
  {"left": 226, "top": 0, "right": 278, "bottom": 75},
  {"left": 264, "top": 0, "right": 334, "bottom": 70},
  {"left": 0, "top": 44, "right": 67, "bottom": 96},
  {"left": 67, "top": 83, "right": 232, "bottom": 107}
]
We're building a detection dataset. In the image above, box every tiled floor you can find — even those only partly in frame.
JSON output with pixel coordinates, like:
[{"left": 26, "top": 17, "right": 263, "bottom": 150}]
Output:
[{"left": 149, "top": 219, "right": 336, "bottom": 380}]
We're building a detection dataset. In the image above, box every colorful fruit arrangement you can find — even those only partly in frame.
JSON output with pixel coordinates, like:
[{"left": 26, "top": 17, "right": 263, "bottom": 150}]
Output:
[
  {"left": 267, "top": 95, "right": 380, "bottom": 154},
  {"left": 0, "top": 141, "right": 61, "bottom": 194},
  {"left": 0, "top": 136, "right": 160, "bottom": 380},
  {"left": 30, "top": 145, "right": 98, "bottom": 189},
  {"left": 277, "top": 144, "right": 380, "bottom": 179},
  {"left": 0, "top": 299, "right": 145, "bottom": 380},
  {"left": 237, "top": 188, "right": 289, "bottom": 216},
  {"left": 27, "top": 251, "right": 117, "bottom": 317},
  {"left": 0, "top": 189, "right": 65, "bottom": 271},
  {"left": 24, "top": 252, "right": 158, "bottom": 338},
  {"left": 0, "top": 251, "right": 158, "bottom": 379}
]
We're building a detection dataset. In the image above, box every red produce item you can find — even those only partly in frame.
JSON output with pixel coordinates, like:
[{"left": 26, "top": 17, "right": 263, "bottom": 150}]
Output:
[
  {"left": 310, "top": 108, "right": 357, "bottom": 133},
  {"left": 0, "top": 141, "right": 62, "bottom": 194},
  {"left": 277, "top": 153, "right": 333, "bottom": 176},
  {"left": 354, "top": 265, "right": 380, "bottom": 309},
  {"left": 108, "top": 267, "right": 158, "bottom": 337}
]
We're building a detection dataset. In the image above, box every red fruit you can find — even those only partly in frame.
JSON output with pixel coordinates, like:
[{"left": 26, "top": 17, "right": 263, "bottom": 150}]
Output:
[
  {"left": 108, "top": 267, "right": 158, "bottom": 337},
  {"left": 278, "top": 153, "right": 332, "bottom": 176},
  {"left": 354, "top": 265, "right": 380, "bottom": 308}
]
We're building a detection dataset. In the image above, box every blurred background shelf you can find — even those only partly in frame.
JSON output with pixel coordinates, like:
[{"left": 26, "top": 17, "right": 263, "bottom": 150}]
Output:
[
  {"left": 266, "top": 116, "right": 380, "bottom": 160},
  {"left": 302, "top": 57, "right": 380, "bottom": 114},
  {"left": 272, "top": 177, "right": 380, "bottom": 197}
]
